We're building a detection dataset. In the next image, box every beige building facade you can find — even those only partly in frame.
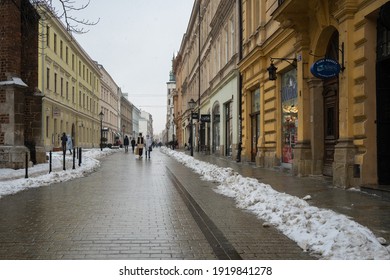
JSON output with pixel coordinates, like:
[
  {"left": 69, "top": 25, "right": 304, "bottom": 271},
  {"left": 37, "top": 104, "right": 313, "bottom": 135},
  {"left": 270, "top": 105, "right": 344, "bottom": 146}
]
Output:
[
  {"left": 239, "top": 0, "right": 390, "bottom": 189},
  {"left": 174, "top": 0, "right": 241, "bottom": 158},
  {"left": 98, "top": 64, "right": 120, "bottom": 145},
  {"left": 38, "top": 5, "right": 101, "bottom": 150}
]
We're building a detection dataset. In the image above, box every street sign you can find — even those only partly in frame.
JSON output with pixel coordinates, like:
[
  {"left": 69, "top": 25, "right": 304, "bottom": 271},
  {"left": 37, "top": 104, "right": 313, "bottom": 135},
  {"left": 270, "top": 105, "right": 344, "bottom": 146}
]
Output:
[
  {"left": 310, "top": 58, "right": 341, "bottom": 79},
  {"left": 191, "top": 112, "right": 199, "bottom": 119},
  {"left": 201, "top": 114, "right": 211, "bottom": 122}
]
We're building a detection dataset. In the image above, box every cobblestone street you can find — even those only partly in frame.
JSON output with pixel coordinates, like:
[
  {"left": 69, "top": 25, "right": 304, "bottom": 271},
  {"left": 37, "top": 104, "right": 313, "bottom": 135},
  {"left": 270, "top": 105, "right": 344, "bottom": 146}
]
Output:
[{"left": 0, "top": 149, "right": 312, "bottom": 260}]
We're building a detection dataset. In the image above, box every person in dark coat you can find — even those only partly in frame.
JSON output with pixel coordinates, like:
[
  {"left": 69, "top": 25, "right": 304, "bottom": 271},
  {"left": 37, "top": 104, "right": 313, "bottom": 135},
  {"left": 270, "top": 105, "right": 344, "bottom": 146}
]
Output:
[
  {"left": 61, "top": 133, "right": 67, "bottom": 153},
  {"left": 124, "top": 135, "right": 129, "bottom": 152},
  {"left": 131, "top": 138, "right": 136, "bottom": 153}
]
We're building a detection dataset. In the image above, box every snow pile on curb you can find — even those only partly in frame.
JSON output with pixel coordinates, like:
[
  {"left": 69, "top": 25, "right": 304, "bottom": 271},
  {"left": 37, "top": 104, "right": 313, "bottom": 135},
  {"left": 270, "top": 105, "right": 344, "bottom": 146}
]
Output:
[
  {"left": 0, "top": 148, "right": 119, "bottom": 199},
  {"left": 162, "top": 147, "right": 390, "bottom": 260}
]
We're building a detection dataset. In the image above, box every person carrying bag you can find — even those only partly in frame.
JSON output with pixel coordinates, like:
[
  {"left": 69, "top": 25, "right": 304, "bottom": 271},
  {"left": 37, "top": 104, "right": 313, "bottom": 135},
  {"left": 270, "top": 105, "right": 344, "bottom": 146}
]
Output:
[{"left": 136, "top": 133, "right": 144, "bottom": 159}]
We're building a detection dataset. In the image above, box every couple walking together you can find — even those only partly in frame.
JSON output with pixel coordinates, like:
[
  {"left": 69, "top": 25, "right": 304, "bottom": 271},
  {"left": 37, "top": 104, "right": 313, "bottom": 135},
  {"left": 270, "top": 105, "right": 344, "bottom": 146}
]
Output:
[{"left": 136, "top": 133, "right": 152, "bottom": 159}]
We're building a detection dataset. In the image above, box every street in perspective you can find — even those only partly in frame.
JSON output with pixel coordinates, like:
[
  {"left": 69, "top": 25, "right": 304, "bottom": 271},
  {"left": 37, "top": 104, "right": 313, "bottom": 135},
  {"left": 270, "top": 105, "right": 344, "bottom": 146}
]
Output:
[
  {"left": 0, "top": 147, "right": 389, "bottom": 260},
  {"left": 2, "top": 0, "right": 390, "bottom": 278}
]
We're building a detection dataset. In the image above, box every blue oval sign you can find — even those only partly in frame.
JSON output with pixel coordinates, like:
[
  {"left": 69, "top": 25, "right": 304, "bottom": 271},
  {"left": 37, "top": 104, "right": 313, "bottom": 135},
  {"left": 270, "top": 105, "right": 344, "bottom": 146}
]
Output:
[{"left": 310, "top": 58, "right": 341, "bottom": 79}]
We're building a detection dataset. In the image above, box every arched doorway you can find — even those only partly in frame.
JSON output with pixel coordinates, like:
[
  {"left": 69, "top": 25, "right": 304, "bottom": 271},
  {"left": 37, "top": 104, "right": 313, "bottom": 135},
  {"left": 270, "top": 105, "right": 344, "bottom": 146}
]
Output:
[
  {"left": 376, "top": 9, "right": 390, "bottom": 184},
  {"left": 322, "top": 31, "right": 340, "bottom": 176}
]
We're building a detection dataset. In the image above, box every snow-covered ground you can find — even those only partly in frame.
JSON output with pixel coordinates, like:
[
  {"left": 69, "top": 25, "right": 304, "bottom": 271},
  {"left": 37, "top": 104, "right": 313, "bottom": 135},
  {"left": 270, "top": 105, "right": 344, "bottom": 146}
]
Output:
[
  {"left": 161, "top": 147, "right": 390, "bottom": 260},
  {"left": 0, "top": 149, "right": 118, "bottom": 199},
  {"left": 1, "top": 147, "right": 389, "bottom": 260}
]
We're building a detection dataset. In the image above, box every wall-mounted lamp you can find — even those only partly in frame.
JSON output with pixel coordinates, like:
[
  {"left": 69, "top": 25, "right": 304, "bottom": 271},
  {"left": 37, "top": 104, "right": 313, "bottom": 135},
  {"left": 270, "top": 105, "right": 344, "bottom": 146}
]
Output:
[{"left": 267, "top": 57, "right": 297, "bottom": 81}]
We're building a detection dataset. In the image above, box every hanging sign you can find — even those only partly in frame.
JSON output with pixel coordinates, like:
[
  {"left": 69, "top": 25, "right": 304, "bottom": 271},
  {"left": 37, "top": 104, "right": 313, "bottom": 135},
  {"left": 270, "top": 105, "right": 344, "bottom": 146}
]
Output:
[
  {"left": 310, "top": 58, "right": 341, "bottom": 79},
  {"left": 191, "top": 112, "right": 199, "bottom": 119},
  {"left": 200, "top": 114, "right": 211, "bottom": 122}
]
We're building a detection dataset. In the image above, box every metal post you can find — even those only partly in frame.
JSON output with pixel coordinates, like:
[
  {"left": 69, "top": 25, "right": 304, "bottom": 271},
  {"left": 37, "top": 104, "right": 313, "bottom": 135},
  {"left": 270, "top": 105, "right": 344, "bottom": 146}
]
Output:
[
  {"left": 49, "top": 151, "right": 52, "bottom": 173},
  {"left": 72, "top": 148, "right": 76, "bottom": 169},
  {"left": 63, "top": 149, "right": 66, "bottom": 171},
  {"left": 99, "top": 111, "right": 104, "bottom": 151},
  {"left": 25, "top": 152, "right": 28, "bottom": 178},
  {"left": 190, "top": 112, "right": 194, "bottom": 157},
  {"left": 79, "top": 147, "right": 82, "bottom": 166}
]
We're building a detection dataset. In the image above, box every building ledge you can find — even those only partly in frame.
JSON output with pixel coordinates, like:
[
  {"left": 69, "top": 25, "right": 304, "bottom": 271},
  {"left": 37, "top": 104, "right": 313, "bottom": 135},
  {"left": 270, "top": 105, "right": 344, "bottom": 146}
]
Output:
[{"left": 0, "top": 77, "right": 28, "bottom": 88}]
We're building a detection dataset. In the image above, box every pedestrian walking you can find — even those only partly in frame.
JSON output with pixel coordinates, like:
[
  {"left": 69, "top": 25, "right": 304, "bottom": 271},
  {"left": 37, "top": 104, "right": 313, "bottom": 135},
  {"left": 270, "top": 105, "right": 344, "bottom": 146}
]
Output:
[
  {"left": 145, "top": 135, "right": 152, "bottom": 159},
  {"left": 61, "top": 133, "right": 67, "bottom": 153},
  {"left": 66, "top": 134, "right": 73, "bottom": 155},
  {"left": 124, "top": 135, "right": 129, "bottom": 152},
  {"left": 137, "top": 133, "right": 144, "bottom": 159},
  {"left": 131, "top": 138, "right": 136, "bottom": 153}
]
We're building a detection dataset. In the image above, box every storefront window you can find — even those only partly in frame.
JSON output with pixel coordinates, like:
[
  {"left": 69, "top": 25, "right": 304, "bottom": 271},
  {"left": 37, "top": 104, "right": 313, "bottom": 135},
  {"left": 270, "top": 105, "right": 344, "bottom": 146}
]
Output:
[
  {"left": 225, "top": 102, "right": 233, "bottom": 156},
  {"left": 281, "top": 69, "right": 298, "bottom": 165},
  {"left": 212, "top": 104, "right": 220, "bottom": 153},
  {"left": 251, "top": 88, "right": 260, "bottom": 162}
]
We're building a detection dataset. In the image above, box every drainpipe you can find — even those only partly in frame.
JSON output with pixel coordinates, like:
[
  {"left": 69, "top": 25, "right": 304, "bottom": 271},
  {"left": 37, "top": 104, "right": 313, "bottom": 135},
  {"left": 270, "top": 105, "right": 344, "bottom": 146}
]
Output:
[
  {"left": 236, "top": 0, "right": 243, "bottom": 162},
  {"left": 198, "top": 0, "right": 201, "bottom": 153}
]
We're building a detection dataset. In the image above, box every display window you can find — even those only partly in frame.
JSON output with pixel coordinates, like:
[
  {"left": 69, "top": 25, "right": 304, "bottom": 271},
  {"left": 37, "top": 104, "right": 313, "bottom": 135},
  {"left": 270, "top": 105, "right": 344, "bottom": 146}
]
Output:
[{"left": 281, "top": 69, "right": 298, "bottom": 165}]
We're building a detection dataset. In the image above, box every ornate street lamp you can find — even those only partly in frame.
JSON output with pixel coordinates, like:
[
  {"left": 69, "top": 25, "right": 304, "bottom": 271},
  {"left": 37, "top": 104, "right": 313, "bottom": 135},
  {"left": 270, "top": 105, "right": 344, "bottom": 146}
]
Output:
[
  {"left": 99, "top": 111, "right": 104, "bottom": 151},
  {"left": 267, "top": 61, "right": 278, "bottom": 81},
  {"left": 188, "top": 98, "right": 196, "bottom": 156}
]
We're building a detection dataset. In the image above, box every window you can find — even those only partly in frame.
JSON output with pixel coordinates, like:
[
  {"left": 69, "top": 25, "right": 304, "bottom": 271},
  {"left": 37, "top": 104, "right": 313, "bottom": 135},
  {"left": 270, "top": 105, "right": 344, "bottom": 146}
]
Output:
[
  {"left": 225, "top": 26, "right": 229, "bottom": 64},
  {"left": 66, "top": 81, "right": 69, "bottom": 100},
  {"left": 46, "top": 68, "right": 50, "bottom": 89},
  {"left": 65, "top": 46, "right": 68, "bottom": 64},
  {"left": 60, "top": 77, "right": 63, "bottom": 96},
  {"left": 72, "top": 54, "right": 75, "bottom": 71},
  {"left": 54, "top": 73, "right": 57, "bottom": 93},
  {"left": 60, "top": 40, "right": 63, "bottom": 59},
  {"left": 230, "top": 17, "right": 235, "bottom": 56},
  {"left": 54, "top": 33, "right": 57, "bottom": 53},
  {"left": 251, "top": 88, "right": 260, "bottom": 113},
  {"left": 46, "top": 116, "right": 49, "bottom": 138},
  {"left": 72, "top": 86, "right": 75, "bottom": 103},
  {"left": 378, "top": 21, "right": 390, "bottom": 60},
  {"left": 281, "top": 69, "right": 298, "bottom": 165},
  {"left": 46, "top": 26, "right": 50, "bottom": 47}
]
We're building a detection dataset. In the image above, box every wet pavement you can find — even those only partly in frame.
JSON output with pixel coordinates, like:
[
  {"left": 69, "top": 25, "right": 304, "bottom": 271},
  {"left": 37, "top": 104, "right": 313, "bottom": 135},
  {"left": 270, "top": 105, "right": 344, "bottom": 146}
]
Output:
[
  {"left": 0, "top": 149, "right": 314, "bottom": 260},
  {"left": 191, "top": 151, "right": 390, "bottom": 244}
]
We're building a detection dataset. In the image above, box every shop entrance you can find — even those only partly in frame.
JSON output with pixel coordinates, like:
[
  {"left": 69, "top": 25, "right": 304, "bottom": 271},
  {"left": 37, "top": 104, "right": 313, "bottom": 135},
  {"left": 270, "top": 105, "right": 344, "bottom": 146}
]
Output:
[
  {"left": 376, "top": 17, "right": 390, "bottom": 185},
  {"left": 322, "top": 31, "right": 340, "bottom": 177}
]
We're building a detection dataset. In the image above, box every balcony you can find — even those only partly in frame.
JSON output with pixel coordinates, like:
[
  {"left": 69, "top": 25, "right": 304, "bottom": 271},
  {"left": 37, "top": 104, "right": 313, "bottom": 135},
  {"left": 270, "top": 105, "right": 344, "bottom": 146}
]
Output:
[{"left": 272, "top": 0, "right": 310, "bottom": 32}]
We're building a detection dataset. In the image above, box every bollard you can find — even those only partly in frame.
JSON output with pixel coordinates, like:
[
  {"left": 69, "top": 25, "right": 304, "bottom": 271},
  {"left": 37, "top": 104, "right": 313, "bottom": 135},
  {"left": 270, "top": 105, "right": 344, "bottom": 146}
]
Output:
[
  {"left": 72, "top": 148, "right": 76, "bottom": 169},
  {"left": 63, "top": 149, "right": 66, "bottom": 171},
  {"left": 78, "top": 147, "right": 82, "bottom": 166},
  {"left": 49, "top": 151, "right": 52, "bottom": 173},
  {"left": 25, "top": 152, "right": 28, "bottom": 179}
]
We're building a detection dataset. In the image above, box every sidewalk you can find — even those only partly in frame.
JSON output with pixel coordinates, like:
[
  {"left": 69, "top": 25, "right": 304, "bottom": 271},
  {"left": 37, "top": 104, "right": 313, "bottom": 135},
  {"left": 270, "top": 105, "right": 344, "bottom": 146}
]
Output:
[{"left": 183, "top": 150, "right": 390, "bottom": 244}]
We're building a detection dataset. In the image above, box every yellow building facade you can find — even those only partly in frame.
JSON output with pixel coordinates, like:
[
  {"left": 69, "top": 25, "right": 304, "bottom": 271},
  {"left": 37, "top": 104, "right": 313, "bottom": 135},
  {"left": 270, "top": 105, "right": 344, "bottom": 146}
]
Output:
[
  {"left": 37, "top": 6, "right": 101, "bottom": 151},
  {"left": 240, "top": 0, "right": 390, "bottom": 188}
]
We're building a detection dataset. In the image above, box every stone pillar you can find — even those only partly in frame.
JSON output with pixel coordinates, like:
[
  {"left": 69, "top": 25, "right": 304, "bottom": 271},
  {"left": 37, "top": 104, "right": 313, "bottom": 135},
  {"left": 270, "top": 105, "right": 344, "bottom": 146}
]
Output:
[
  {"left": 333, "top": 138, "right": 356, "bottom": 188},
  {"left": 0, "top": 0, "right": 29, "bottom": 169},
  {"left": 308, "top": 78, "right": 324, "bottom": 175}
]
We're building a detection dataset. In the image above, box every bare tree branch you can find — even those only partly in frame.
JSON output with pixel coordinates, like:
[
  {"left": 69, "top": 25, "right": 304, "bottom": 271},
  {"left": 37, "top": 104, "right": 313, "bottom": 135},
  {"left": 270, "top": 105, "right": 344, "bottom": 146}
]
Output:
[{"left": 30, "top": 0, "right": 99, "bottom": 34}]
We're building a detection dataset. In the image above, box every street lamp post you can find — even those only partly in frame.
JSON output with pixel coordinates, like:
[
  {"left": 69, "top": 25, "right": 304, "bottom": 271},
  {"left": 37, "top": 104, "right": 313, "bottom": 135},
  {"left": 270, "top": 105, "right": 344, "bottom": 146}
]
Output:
[
  {"left": 99, "top": 111, "right": 104, "bottom": 151},
  {"left": 188, "top": 98, "right": 196, "bottom": 157}
]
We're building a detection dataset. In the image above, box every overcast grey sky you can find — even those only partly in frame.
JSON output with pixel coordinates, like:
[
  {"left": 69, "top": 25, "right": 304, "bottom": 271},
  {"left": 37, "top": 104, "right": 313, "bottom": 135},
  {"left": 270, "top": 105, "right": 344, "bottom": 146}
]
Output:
[{"left": 65, "top": 0, "right": 194, "bottom": 135}]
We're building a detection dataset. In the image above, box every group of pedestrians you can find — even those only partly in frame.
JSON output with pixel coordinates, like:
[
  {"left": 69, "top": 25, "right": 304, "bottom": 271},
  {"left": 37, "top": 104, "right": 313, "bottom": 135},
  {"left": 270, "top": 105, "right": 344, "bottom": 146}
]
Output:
[
  {"left": 123, "top": 133, "right": 153, "bottom": 159},
  {"left": 62, "top": 131, "right": 152, "bottom": 159}
]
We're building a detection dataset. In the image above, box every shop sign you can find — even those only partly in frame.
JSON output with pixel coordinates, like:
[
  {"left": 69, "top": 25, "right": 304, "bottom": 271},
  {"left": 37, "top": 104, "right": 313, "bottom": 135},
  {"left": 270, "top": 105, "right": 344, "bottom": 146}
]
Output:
[
  {"left": 191, "top": 112, "right": 199, "bottom": 119},
  {"left": 310, "top": 58, "right": 341, "bottom": 79},
  {"left": 200, "top": 114, "right": 211, "bottom": 122}
]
